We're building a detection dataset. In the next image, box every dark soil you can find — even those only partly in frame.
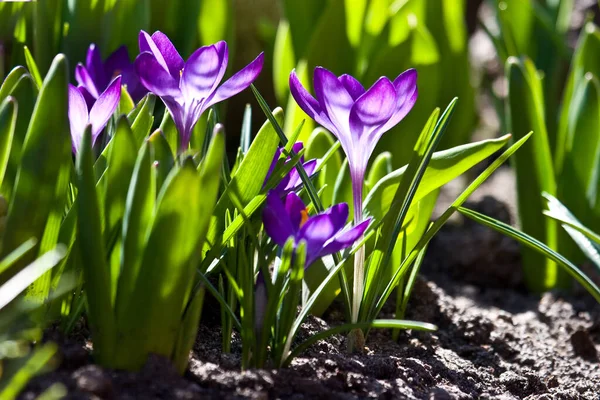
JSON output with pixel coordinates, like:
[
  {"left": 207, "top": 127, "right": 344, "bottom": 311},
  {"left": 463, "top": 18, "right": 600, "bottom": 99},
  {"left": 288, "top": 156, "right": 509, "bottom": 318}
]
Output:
[{"left": 18, "top": 193, "right": 600, "bottom": 400}]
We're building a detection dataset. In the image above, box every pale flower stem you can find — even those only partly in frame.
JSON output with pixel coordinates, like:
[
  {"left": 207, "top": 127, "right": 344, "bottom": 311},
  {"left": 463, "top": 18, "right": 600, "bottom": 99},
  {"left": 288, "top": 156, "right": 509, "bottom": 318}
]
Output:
[{"left": 351, "top": 174, "right": 364, "bottom": 324}]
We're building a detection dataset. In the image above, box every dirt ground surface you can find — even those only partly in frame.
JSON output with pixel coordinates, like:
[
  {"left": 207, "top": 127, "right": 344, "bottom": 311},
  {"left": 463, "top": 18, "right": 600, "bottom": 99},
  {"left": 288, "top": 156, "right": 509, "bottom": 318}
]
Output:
[{"left": 18, "top": 187, "right": 600, "bottom": 399}]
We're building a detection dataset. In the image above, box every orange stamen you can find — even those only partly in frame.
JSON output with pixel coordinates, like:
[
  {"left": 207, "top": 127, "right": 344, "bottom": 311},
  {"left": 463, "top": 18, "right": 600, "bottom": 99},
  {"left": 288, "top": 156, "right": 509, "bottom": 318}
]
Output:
[{"left": 300, "top": 209, "right": 309, "bottom": 227}]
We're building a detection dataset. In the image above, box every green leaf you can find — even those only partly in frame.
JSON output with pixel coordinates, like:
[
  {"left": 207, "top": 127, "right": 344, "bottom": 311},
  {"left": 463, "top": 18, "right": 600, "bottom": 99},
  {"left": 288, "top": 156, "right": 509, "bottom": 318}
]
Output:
[
  {"left": 281, "top": 0, "right": 326, "bottom": 58},
  {"left": 284, "top": 319, "right": 436, "bottom": 367},
  {"left": 344, "top": 0, "right": 368, "bottom": 47},
  {"left": 0, "top": 55, "right": 71, "bottom": 284},
  {"left": 364, "top": 134, "right": 511, "bottom": 225},
  {"left": 0, "top": 66, "right": 27, "bottom": 103},
  {"left": 114, "top": 160, "right": 217, "bottom": 370},
  {"left": 306, "top": 128, "right": 341, "bottom": 208},
  {"left": 76, "top": 127, "right": 116, "bottom": 366},
  {"left": 0, "top": 244, "right": 64, "bottom": 310},
  {"left": 303, "top": 0, "right": 355, "bottom": 76},
  {"left": 543, "top": 193, "right": 600, "bottom": 275},
  {"left": 273, "top": 19, "right": 296, "bottom": 105},
  {"left": 130, "top": 93, "right": 155, "bottom": 147},
  {"left": 103, "top": 116, "right": 137, "bottom": 303},
  {"left": 115, "top": 143, "right": 156, "bottom": 329},
  {"left": 148, "top": 129, "right": 175, "bottom": 192},
  {"left": 369, "top": 132, "right": 532, "bottom": 321},
  {"left": 557, "top": 74, "right": 600, "bottom": 262},
  {"left": 506, "top": 56, "right": 563, "bottom": 291},
  {"left": 172, "top": 286, "right": 205, "bottom": 374},
  {"left": 366, "top": 152, "right": 392, "bottom": 193},
  {"left": 198, "top": 0, "right": 230, "bottom": 45},
  {"left": 459, "top": 206, "right": 600, "bottom": 304},
  {"left": 1, "top": 74, "right": 36, "bottom": 203},
  {"left": 557, "top": 23, "right": 600, "bottom": 169},
  {"left": 118, "top": 86, "right": 135, "bottom": 116},
  {"left": 0, "top": 96, "right": 17, "bottom": 188},
  {"left": 204, "top": 109, "right": 282, "bottom": 254},
  {"left": 0, "top": 343, "right": 58, "bottom": 399},
  {"left": 23, "top": 46, "right": 42, "bottom": 90}
]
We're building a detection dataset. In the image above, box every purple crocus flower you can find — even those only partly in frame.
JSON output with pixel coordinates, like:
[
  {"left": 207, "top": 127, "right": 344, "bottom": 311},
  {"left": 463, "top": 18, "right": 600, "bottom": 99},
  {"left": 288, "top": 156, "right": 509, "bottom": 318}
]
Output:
[
  {"left": 289, "top": 67, "right": 417, "bottom": 223},
  {"left": 262, "top": 191, "right": 370, "bottom": 268},
  {"left": 76, "top": 44, "right": 146, "bottom": 103},
  {"left": 68, "top": 76, "right": 121, "bottom": 154},
  {"left": 264, "top": 142, "right": 319, "bottom": 195},
  {"left": 289, "top": 67, "right": 417, "bottom": 323},
  {"left": 134, "top": 30, "right": 264, "bottom": 152}
]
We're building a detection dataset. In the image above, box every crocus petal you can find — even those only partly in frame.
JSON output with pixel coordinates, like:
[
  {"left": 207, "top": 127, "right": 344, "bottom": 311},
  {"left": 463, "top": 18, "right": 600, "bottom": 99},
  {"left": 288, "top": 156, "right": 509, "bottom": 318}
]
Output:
[
  {"left": 68, "top": 84, "right": 89, "bottom": 153},
  {"left": 322, "top": 202, "right": 349, "bottom": 232},
  {"left": 85, "top": 44, "right": 105, "bottom": 88},
  {"left": 105, "top": 46, "right": 131, "bottom": 77},
  {"left": 181, "top": 44, "right": 222, "bottom": 101},
  {"left": 162, "top": 96, "right": 186, "bottom": 142},
  {"left": 338, "top": 74, "right": 365, "bottom": 100},
  {"left": 77, "top": 85, "right": 96, "bottom": 110},
  {"left": 284, "top": 192, "right": 306, "bottom": 232},
  {"left": 380, "top": 69, "right": 418, "bottom": 132},
  {"left": 135, "top": 52, "right": 181, "bottom": 98},
  {"left": 150, "top": 31, "right": 185, "bottom": 78},
  {"left": 349, "top": 77, "right": 396, "bottom": 137},
  {"left": 313, "top": 67, "right": 354, "bottom": 134},
  {"left": 280, "top": 158, "right": 319, "bottom": 193},
  {"left": 203, "top": 52, "right": 264, "bottom": 111},
  {"left": 75, "top": 64, "right": 100, "bottom": 98},
  {"left": 89, "top": 76, "right": 121, "bottom": 141},
  {"left": 298, "top": 213, "right": 337, "bottom": 266},
  {"left": 138, "top": 30, "right": 181, "bottom": 80},
  {"left": 289, "top": 70, "right": 336, "bottom": 133},
  {"left": 262, "top": 191, "right": 296, "bottom": 246},
  {"left": 320, "top": 219, "right": 370, "bottom": 256},
  {"left": 265, "top": 147, "right": 284, "bottom": 184}
]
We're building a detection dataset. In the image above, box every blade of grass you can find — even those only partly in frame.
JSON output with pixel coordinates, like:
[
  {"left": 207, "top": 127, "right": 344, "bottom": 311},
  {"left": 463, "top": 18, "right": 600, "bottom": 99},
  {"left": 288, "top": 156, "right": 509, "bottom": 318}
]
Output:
[
  {"left": 283, "top": 319, "right": 436, "bottom": 366},
  {"left": 459, "top": 206, "right": 600, "bottom": 303},
  {"left": 369, "top": 132, "right": 530, "bottom": 320}
]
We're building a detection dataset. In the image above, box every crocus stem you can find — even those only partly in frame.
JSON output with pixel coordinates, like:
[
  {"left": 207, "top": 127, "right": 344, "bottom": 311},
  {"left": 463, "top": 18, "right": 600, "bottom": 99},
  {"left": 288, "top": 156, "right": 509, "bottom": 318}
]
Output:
[{"left": 351, "top": 171, "right": 365, "bottom": 323}]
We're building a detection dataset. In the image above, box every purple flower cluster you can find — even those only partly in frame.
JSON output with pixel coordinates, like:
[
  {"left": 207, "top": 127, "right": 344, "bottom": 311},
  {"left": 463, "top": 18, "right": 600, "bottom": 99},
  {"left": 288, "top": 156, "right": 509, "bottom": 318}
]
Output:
[
  {"left": 66, "top": 31, "right": 418, "bottom": 300},
  {"left": 68, "top": 31, "right": 264, "bottom": 153}
]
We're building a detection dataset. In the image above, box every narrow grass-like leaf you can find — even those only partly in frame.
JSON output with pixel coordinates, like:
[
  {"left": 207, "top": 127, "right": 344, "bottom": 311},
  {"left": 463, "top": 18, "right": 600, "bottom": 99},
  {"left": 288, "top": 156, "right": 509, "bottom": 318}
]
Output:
[
  {"left": 544, "top": 193, "right": 600, "bottom": 245},
  {"left": 204, "top": 110, "right": 282, "bottom": 254},
  {"left": 115, "top": 143, "right": 156, "bottom": 326},
  {"left": 115, "top": 162, "right": 206, "bottom": 369},
  {"left": 0, "top": 66, "right": 26, "bottom": 103},
  {"left": 23, "top": 46, "right": 42, "bottom": 89},
  {"left": 0, "top": 239, "right": 36, "bottom": 278},
  {"left": 103, "top": 116, "right": 137, "bottom": 303},
  {"left": 1, "top": 54, "right": 71, "bottom": 283},
  {"left": 557, "top": 74, "right": 600, "bottom": 262},
  {"left": 284, "top": 319, "right": 436, "bottom": 366},
  {"left": 0, "top": 96, "right": 17, "bottom": 187},
  {"left": 76, "top": 127, "right": 116, "bottom": 366},
  {"left": 369, "top": 132, "right": 531, "bottom": 321},
  {"left": 363, "top": 134, "right": 511, "bottom": 224},
  {"left": 506, "top": 56, "right": 561, "bottom": 291},
  {"left": 0, "top": 343, "right": 57, "bottom": 399},
  {"left": 544, "top": 193, "right": 600, "bottom": 274},
  {"left": 1, "top": 74, "right": 36, "bottom": 201},
  {"left": 130, "top": 94, "right": 155, "bottom": 147},
  {"left": 172, "top": 286, "right": 205, "bottom": 374},
  {"left": 459, "top": 206, "right": 600, "bottom": 303},
  {"left": 148, "top": 129, "right": 175, "bottom": 191},
  {"left": 251, "top": 84, "right": 324, "bottom": 213},
  {"left": 362, "top": 101, "right": 455, "bottom": 321}
]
